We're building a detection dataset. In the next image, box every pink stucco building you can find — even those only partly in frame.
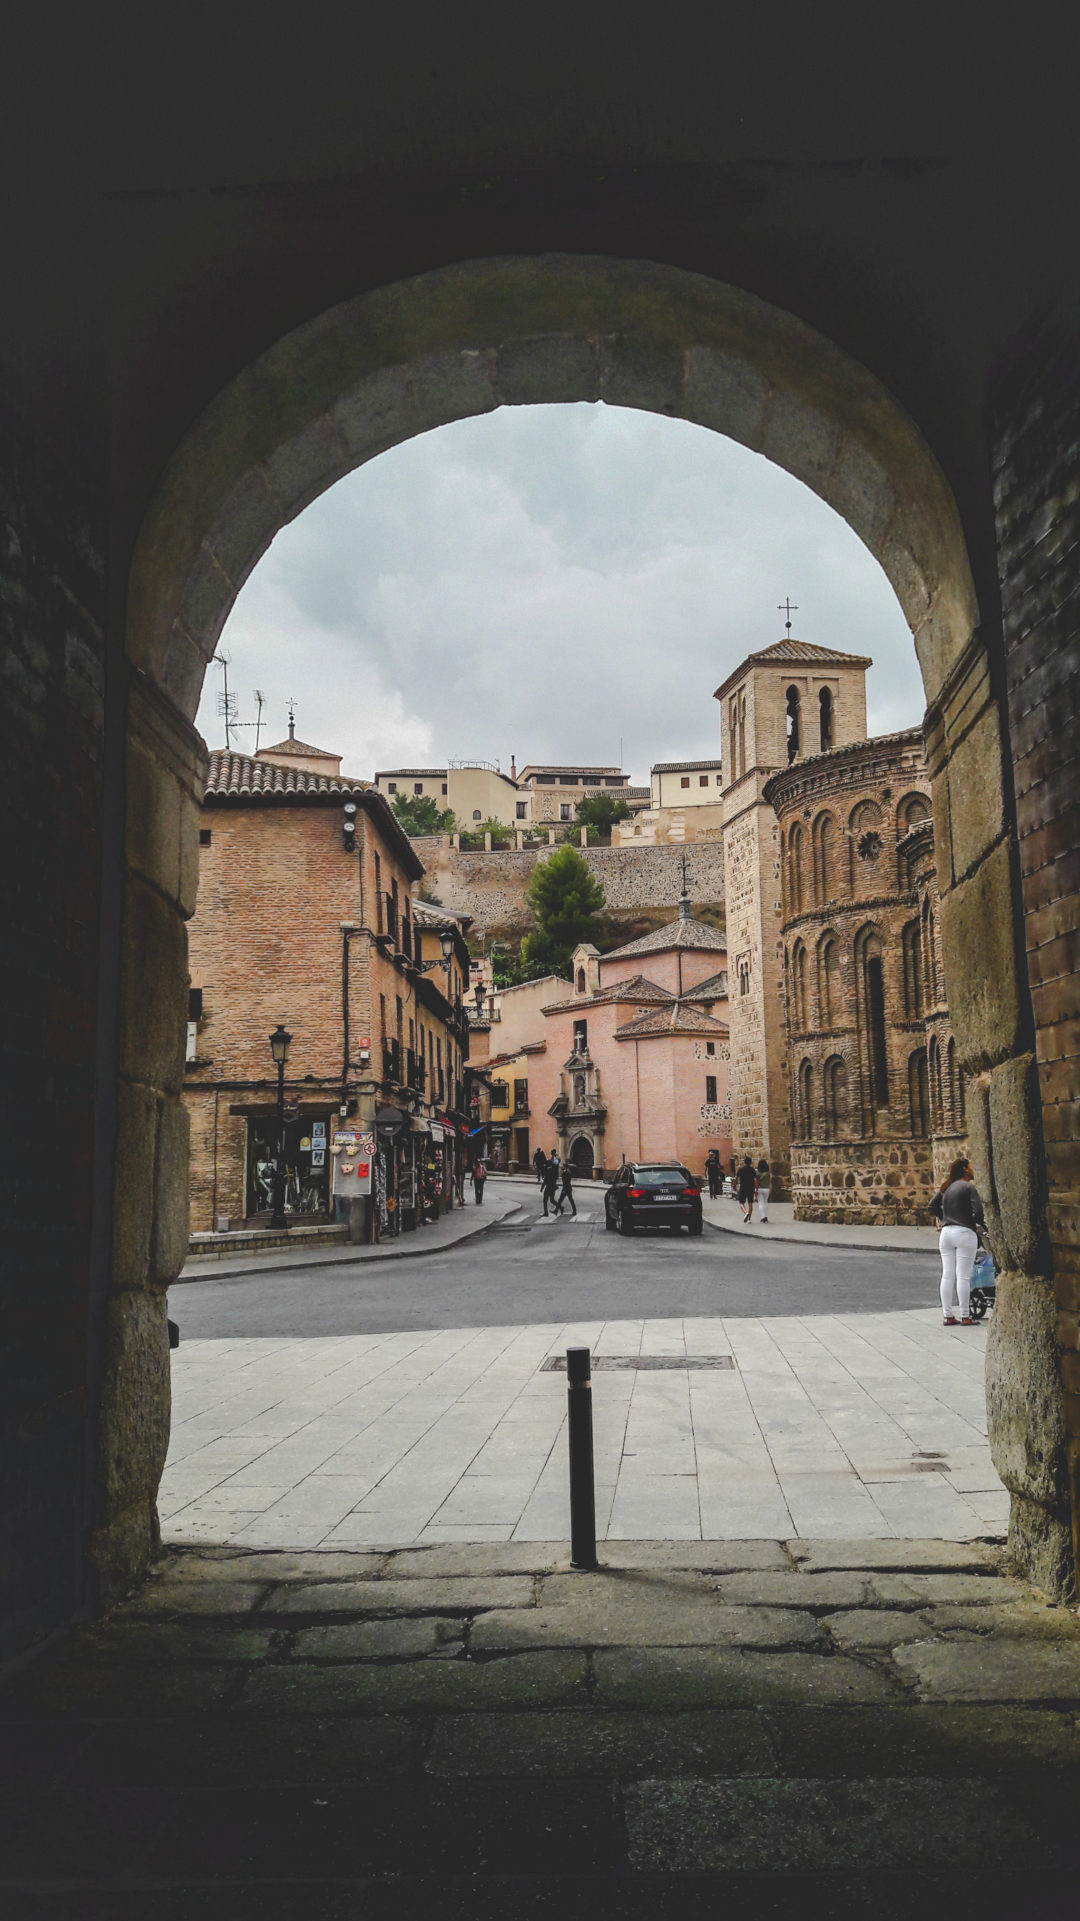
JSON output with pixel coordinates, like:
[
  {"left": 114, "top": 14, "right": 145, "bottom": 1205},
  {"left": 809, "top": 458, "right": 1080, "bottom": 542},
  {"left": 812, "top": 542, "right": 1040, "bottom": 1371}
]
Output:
[{"left": 526, "top": 895, "right": 732, "bottom": 1178}]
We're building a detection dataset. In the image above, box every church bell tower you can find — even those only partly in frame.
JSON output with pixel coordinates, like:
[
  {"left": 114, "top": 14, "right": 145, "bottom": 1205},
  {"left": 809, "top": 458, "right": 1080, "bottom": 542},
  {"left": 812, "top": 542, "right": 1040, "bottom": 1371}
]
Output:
[{"left": 715, "top": 620, "right": 871, "bottom": 1194}]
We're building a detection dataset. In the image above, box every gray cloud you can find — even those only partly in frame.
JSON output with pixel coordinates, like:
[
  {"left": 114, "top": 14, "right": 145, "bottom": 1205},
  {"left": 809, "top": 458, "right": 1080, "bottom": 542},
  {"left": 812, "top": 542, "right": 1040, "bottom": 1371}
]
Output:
[{"left": 198, "top": 403, "right": 921, "bottom": 781}]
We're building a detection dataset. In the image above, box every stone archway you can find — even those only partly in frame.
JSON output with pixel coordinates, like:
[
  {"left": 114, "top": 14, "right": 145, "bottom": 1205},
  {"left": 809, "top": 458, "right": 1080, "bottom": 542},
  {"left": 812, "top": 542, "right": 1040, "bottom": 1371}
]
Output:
[{"left": 105, "top": 254, "right": 1067, "bottom": 1605}]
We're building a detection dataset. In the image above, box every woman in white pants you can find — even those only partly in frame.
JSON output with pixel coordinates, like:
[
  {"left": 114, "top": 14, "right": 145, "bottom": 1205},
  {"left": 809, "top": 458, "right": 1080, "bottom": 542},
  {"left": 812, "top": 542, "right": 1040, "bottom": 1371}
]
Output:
[{"left": 928, "top": 1156, "right": 986, "bottom": 1326}]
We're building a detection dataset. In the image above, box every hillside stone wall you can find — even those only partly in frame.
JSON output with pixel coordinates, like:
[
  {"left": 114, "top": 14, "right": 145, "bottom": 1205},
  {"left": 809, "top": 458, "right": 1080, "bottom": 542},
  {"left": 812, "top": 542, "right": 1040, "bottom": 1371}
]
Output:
[{"left": 412, "top": 837, "right": 725, "bottom": 935}]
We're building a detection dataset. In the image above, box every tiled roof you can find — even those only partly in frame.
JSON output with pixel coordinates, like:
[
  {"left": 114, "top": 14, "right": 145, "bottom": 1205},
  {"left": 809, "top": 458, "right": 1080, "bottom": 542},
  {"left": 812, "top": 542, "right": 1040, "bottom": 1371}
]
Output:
[
  {"left": 601, "top": 917, "right": 727, "bottom": 960},
  {"left": 651, "top": 759, "right": 723, "bottom": 774},
  {"left": 615, "top": 1003, "right": 731, "bottom": 1040},
  {"left": 680, "top": 969, "right": 729, "bottom": 1002},
  {"left": 258, "top": 736, "right": 340, "bottom": 758},
  {"left": 748, "top": 639, "right": 873, "bottom": 667},
  {"left": 205, "top": 750, "right": 367, "bottom": 798},
  {"left": 713, "top": 637, "right": 873, "bottom": 700},
  {"left": 201, "top": 751, "right": 423, "bottom": 876},
  {"left": 540, "top": 975, "right": 675, "bottom": 1015}
]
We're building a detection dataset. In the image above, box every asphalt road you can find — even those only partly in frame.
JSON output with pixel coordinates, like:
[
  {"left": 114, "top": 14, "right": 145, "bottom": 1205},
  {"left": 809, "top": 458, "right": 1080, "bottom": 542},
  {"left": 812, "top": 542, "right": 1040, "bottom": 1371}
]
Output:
[{"left": 170, "top": 1194, "right": 941, "bottom": 1339}]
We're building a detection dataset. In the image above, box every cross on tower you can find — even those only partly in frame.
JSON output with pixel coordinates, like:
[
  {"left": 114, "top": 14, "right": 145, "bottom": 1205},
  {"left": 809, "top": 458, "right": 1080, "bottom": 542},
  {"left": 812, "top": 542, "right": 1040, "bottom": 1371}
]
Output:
[
  {"left": 778, "top": 597, "right": 798, "bottom": 634},
  {"left": 287, "top": 699, "right": 296, "bottom": 740}
]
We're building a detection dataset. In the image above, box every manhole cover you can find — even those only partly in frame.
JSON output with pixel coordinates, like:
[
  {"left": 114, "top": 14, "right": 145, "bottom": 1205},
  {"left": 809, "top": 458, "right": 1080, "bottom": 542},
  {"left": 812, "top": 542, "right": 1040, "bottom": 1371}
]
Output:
[{"left": 540, "top": 1355, "right": 733, "bottom": 1372}]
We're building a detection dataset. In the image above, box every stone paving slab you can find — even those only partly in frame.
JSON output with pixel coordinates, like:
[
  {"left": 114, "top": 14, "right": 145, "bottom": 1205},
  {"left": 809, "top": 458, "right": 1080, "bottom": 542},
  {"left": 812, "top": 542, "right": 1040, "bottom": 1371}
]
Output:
[
  {"left": 5, "top": 1541, "right": 1080, "bottom": 1912},
  {"left": 425, "top": 1708, "right": 776, "bottom": 1777},
  {"left": 624, "top": 1775, "right": 1041, "bottom": 1872},
  {"left": 263, "top": 1575, "right": 536, "bottom": 1615},
  {"left": 789, "top": 1537, "right": 1002, "bottom": 1571},
  {"left": 593, "top": 1647, "right": 898, "bottom": 1707}
]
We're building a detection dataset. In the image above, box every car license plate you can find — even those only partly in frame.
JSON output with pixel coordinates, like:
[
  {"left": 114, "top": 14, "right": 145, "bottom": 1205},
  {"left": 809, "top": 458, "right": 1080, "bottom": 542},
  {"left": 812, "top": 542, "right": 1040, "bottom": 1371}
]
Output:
[{"left": 654, "top": 1195, "right": 678, "bottom": 1202}]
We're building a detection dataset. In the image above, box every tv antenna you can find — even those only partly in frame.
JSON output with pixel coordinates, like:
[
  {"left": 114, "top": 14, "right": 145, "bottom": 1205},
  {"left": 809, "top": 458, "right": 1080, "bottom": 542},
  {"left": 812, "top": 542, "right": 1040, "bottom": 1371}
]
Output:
[
  {"left": 221, "top": 685, "right": 268, "bottom": 755},
  {"left": 212, "top": 652, "right": 236, "bottom": 750}
]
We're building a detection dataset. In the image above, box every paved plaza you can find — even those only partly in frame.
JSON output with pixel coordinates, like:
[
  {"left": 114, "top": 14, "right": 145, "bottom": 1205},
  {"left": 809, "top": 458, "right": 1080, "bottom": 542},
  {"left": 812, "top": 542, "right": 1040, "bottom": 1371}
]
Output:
[{"left": 163, "top": 1206, "right": 1006, "bottom": 1550}]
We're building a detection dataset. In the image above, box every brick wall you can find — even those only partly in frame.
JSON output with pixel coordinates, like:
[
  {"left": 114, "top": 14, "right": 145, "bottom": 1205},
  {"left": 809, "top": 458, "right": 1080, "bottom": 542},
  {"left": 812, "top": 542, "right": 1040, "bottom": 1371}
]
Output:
[{"left": 991, "top": 295, "right": 1080, "bottom": 1567}]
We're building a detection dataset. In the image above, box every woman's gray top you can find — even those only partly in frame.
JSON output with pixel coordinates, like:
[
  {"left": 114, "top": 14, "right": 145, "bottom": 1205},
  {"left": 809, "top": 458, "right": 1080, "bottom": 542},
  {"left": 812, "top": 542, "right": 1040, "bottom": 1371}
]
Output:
[{"left": 929, "top": 1179, "right": 985, "bottom": 1231}]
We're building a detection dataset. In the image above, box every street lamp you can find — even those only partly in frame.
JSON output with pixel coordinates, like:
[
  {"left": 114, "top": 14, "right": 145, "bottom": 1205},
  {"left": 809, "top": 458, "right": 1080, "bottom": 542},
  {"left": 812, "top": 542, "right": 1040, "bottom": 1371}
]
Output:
[{"left": 268, "top": 1023, "right": 292, "bottom": 1230}]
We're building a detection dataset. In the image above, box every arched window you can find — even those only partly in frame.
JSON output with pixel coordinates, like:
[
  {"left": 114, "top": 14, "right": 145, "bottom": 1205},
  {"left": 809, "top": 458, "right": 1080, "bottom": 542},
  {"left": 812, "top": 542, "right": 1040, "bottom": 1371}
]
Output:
[
  {"left": 729, "top": 697, "right": 739, "bottom": 778},
  {"left": 738, "top": 695, "right": 747, "bottom": 779},
  {"left": 898, "top": 792, "right": 931, "bottom": 833},
  {"left": 850, "top": 798, "right": 884, "bottom": 886},
  {"left": 785, "top": 685, "right": 801, "bottom": 763},
  {"left": 576, "top": 968, "right": 586, "bottom": 994},
  {"left": 797, "top": 1058, "right": 814, "bottom": 1139},
  {"left": 812, "top": 811, "right": 836, "bottom": 904},
  {"left": 929, "top": 1036, "right": 944, "bottom": 1134},
  {"left": 819, "top": 686, "right": 834, "bottom": 751},
  {"left": 856, "top": 925, "right": 889, "bottom": 1114},
  {"left": 823, "top": 1054, "right": 848, "bottom": 1140},
  {"left": 818, "top": 932, "right": 841, "bottom": 1027},
  {"left": 909, "top": 1048, "right": 930, "bottom": 1138},
  {"left": 902, "top": 920, "right": 923, "bottom": 1020},
  {"left": 921, "top": 898, "right": 939, "bottom": 1010},
  {"left": 788, "top": 822, "right": 805, "bottom": 915},
  {"left": 946, "top": 1036, "right": 961, "bottom": 1130},
  {"left": 791, "top": 940, "right": 808, "bottom": 1030}
]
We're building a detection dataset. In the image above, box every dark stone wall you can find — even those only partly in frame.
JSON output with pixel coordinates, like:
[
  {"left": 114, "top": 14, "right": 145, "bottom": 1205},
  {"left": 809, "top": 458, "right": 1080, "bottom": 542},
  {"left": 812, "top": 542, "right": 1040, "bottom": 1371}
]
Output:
[
  {"left": 0, "top": 398, "right": 108, "bottom": 1661},
  {"left": 991, "top": 292, "right": 1080, "bottom": 1581}
]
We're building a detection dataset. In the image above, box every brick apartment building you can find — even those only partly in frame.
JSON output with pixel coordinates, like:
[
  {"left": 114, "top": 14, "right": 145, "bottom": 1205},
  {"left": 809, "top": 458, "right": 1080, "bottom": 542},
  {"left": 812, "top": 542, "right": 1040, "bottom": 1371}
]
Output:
[{"left": 184, "top": 737, "right": 474, "bottom": 1241}]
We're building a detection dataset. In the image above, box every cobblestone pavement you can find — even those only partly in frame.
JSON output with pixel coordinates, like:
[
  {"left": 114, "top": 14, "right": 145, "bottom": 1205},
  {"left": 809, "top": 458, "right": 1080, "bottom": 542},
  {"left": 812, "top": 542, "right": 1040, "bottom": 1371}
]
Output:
[
  {"left": 160, "top": 1306, "right": 1005, "bottom": 1551},
  {"left": 4, "top": 1540, "right": 1080, "bottom": 1914}
]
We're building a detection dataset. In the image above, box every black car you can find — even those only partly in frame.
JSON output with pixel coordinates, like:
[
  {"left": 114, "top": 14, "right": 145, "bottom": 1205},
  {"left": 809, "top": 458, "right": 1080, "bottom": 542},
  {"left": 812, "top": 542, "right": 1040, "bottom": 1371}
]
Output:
[{"left": 604, "top": 1162, "right": 704, "bottom": 1235}]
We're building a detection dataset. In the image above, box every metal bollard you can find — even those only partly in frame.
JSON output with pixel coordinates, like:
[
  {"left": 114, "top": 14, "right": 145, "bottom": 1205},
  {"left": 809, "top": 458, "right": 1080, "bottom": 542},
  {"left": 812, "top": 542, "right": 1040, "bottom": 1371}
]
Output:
[{"left": 566, "top": 1346, "right": 597, "bottom": 1569}]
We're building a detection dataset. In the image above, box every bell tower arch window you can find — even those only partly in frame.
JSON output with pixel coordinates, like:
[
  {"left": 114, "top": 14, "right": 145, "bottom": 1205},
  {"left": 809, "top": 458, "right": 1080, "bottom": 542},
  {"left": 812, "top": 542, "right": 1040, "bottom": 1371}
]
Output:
[{"left": 785, "top": 685, "right": 801, "bottom": 763}]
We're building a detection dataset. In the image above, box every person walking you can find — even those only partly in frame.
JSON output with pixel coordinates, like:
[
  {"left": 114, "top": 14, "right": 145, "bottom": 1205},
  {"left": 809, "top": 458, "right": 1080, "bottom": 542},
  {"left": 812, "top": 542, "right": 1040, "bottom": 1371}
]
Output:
[
  {"left": 541, "top": 1157, "right": 561, "bottom": 1217},
  {"left": 735, "top": 1155, "right": 758, "bottom": 1223},
  {"left": 756, "top": 1157, "right": 771, "bottom": 1223},
  {"left": 533, "top": 1146, "right": 548, "bottom": 1186},
  {"left": 929, "top": 1155, "right": 986, "bottom": 1326},
  {"left": 558, "top": 1159, "right": 577, "bottom": 1219},
  {"left": 470, "top": 1157, "right": 487, "bottom": 1206},
  {"left": 705, "top": 1148, "right": 721, "bottom": 1200}
]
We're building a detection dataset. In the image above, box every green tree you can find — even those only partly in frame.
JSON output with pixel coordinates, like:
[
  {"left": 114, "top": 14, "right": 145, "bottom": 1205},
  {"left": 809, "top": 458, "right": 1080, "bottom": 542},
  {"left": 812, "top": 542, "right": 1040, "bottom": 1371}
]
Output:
[
  {"left": 575, "top": 793, "right": 631, "bottom": 836},
  {"left": 522, "top": 844, "right": 607, "bottom": 978},
  {"left": 392, "top": 792, "right": 456, "bottom": 836}
]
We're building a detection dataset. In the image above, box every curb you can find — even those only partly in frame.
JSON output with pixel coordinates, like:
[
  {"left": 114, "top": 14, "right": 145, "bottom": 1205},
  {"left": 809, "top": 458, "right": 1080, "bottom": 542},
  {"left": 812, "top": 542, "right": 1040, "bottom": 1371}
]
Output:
[
  {"left": 172, "top": 1203, "right": 524, "bottom": 1285},
  {"left": 703, "top": 1214, "right": 933, "bottom": 1254}
]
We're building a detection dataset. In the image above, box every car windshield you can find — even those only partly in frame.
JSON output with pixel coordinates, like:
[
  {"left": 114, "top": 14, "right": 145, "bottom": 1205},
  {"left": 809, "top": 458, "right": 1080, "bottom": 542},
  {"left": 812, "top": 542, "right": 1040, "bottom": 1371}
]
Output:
[{"left": 633, "top": 1166, "right": 691, "bottom": 1186}]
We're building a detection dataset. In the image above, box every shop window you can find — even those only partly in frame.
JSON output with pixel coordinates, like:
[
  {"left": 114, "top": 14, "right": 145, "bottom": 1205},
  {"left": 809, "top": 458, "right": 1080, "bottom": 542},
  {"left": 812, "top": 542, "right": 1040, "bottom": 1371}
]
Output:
[{"left": 705, "top": 1075, "right": 717, "bottom": 1104}]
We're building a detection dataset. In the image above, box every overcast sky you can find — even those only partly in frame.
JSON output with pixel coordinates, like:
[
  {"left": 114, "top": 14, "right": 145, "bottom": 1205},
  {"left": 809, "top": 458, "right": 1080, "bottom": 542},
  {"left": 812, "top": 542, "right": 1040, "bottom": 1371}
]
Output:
[{"left": 197, "top": 403, "right": 920, "bottom": 783}]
